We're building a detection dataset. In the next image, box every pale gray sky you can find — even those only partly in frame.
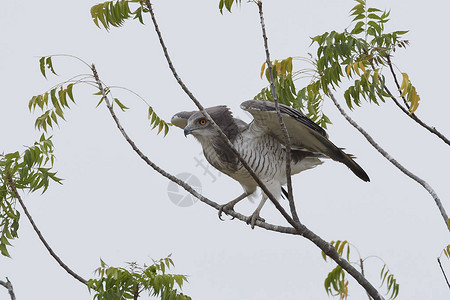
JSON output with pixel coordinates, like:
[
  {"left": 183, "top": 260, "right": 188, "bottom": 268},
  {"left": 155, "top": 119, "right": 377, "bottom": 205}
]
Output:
[{"left": 1, "top": 0, "right": 449, "bottom": 299}]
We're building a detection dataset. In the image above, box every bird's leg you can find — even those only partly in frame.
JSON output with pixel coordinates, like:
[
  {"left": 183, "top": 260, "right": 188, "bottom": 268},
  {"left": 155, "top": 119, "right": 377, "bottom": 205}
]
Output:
[
  {"left": 218, "top": 192, "right": 249, "bottom": 220},
  {"left": 246, "top": 197, "right": 267, "bottom": 229}
]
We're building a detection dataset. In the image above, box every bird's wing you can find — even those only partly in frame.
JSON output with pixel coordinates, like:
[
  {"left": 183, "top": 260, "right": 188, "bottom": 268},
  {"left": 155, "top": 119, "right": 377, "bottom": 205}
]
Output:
[
  {"left": 171, "top": 111, "right": 196, "bottom": 129},
  {"left": 240, "top": 100, "right": 369, "bottom": 181},
  {"left": 234, "top": 118, "right": 249, "bottom": 132}
]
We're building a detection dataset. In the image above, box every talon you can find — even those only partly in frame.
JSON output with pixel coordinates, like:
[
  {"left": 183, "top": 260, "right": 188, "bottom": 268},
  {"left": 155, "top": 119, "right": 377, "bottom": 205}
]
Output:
[
  {"left": 246, "top": 212, "right": 265, "bottom": 229},
  {"left": 218, "top": 206, "right": 226, "bottom": 221},
  {"left": 218, "top": 203, "right": 236, "bottom": 221}
]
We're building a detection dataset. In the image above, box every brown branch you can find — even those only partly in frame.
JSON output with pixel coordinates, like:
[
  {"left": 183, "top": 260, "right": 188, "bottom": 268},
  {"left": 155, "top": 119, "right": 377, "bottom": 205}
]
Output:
[
  {"left": 0, "top": 278, "right": 16, "bottom": 300},
  {"left": 6, "top": 176, "right": 88, "bottom": 285},
  {"left": 437, "top": 257, "right": 450, "bottom": 290},
  {"left": 327, "top": 88, "right": 449, "bottom": 230},
  {"left": 385, "top": 55, "right": 450, "bottom": 146},
  {"left": 256, "top": 1, "right": 299, "bottom": 224}
]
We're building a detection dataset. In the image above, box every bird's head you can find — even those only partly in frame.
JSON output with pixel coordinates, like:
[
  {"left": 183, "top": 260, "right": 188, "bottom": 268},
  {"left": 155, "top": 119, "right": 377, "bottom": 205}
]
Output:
[
  {"left": 183, "top": 114, "right": 212, "bottom": 138},
  {"left": 183, "top": 105, "right": 237, "bottom": 139}
]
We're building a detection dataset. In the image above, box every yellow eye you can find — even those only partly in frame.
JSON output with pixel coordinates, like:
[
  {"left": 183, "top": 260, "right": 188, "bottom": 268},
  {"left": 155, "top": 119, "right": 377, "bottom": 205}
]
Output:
[{"left": 199, "top": 119, "right": 207, "bottom": 125}]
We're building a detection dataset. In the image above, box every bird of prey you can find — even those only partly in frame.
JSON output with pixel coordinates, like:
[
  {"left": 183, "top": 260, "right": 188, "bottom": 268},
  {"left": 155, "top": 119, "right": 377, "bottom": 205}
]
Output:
[{"left": 171, "top": 100, "right": 369, "bottom": 228}]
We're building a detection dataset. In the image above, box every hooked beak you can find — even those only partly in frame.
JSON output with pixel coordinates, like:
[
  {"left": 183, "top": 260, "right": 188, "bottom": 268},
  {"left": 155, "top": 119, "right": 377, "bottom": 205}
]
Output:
[{"left": 184, "top": 125, "right": 192, "bottom": 137}]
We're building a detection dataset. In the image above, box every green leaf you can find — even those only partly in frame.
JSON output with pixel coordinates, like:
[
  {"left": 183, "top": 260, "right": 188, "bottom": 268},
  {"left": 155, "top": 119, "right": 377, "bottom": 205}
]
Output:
[
  {"left": 338, "top": 240, "right": 347, "bottom": 256},
  {"left": 114, "top": 98, "right": 129, "bottom": 111},
  {"left": 96, "top": 96, "right": 105, "bottom": 108},
  {"left": 148, "top": 106, "right": 154, "bottom": 119},
  {"left": 0, "top": 243, "right": 10, "bottom": 257},
  {"left": 368, "top": 13, "right": 380, "bottom": 20},
  {"left": 45, "top": 57, "right": 57, "bottom": 76},
  {"left": 164, "top": 123, "right": 170, "bottom": 136},
  {"left": 50, "top": 111, "right": 58, "bottom": 124},
  {"left": 67, "top": 83, "right": 75, "bottom": 102},
  {"left": 59, "top": 88, "right": 68, "bottom": 108},
  {"left": 39, "top": 57, "right": 46, "bottom": 78},
  {"left": 225, "top": 0, "right": 234, "bottom": 12}
]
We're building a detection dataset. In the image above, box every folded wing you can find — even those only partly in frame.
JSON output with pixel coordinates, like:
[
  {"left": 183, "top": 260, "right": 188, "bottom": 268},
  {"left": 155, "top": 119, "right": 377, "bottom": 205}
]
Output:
[{"left": 240, "top": 100, "right": 370, "bottom": 182}]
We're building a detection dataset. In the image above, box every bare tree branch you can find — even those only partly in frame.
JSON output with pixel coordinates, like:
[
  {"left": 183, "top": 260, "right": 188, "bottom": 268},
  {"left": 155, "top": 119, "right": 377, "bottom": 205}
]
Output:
[
  {"left": 327, "top": 88, "right": 449, "bottom": 229},
  {"left": 437, "top": 257, "right": 450, "bottom": 290},
  {"left": 256, "top": 1, "right": 299, "bottom": 224},
  {"left": 0, "top": 277, "right": 16, "bottom": 300},
  {"left": 6, "top": 176, "right": 88, "bottom": 285},
  {"left": 385, "top": 55, "right": 450, "bottom": 146}
]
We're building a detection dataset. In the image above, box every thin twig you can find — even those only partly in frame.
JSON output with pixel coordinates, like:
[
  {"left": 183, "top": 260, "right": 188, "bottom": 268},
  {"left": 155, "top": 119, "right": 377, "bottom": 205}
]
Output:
[
  {"left": 327, "top": 88, "right": 449, "bottom": 229},
  {"left": 0, "top": 277, "right": 16, "bottom": 300},
  {"left": 6, "top": 176, "right": 88, "bottom": 285},
  {"left": 384, "top": 55, "right": 450, "bottom": 146},
  {"left": 256, "top": 1, "right": 299, "bottom": 224},
  {"left": 359, "top": 259, "right": 372, "bottom": 300},
  {"left": 437, "top": 257, "right": 450, "bottom": 290}
]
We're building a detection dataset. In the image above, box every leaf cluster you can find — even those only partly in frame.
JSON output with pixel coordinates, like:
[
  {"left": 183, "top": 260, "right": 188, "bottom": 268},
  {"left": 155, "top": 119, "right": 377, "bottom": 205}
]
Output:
[
  {"left": 148, "top": 107, "right": 170, "bottom": 136},
  {"left": 33, "top": 56, "right": 171, "bottom": 137},
  {"left": 87, "top": 257, "right": 191, "bottom": 300},
  {"left": 255, "top": 57, "right": 331, "bottom": 128},
  {"left": 91, "top": 0, "right": 148, "bottom": 30},
  {"left": 398, "top": 72, "right": 420, "bottom": 114},
  {"left": 380, "top": 264, "right": 399, "bottom": 299},
  {"left": 0, "top": 135, "right": 62, "bottom": 257},
  {"left": 218, "top": 0, "right": 241, "bottom": 14},
  {"left": 322, "top": 240, "right": 350, "bottom": 299},
  {"left": 307, "top": 0, "right": 415, "bottom": 113},
  {"left": 324, "top": 265, "right": 348, "bottom": 300},
  {"left": 440, "top": 244, "right": 450, "bottom": 259},
  {"left": 255, "top": 0, "right": 415, "bottom": 128},
  {"left": 0, "top": 181, "right": 19, "bottom": 258},
  {"left": 322, "top": 240, "right": 399, "bottom": 300},
  {"left": 30, "top": 58, "right": 76, "bottom": 132}
]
